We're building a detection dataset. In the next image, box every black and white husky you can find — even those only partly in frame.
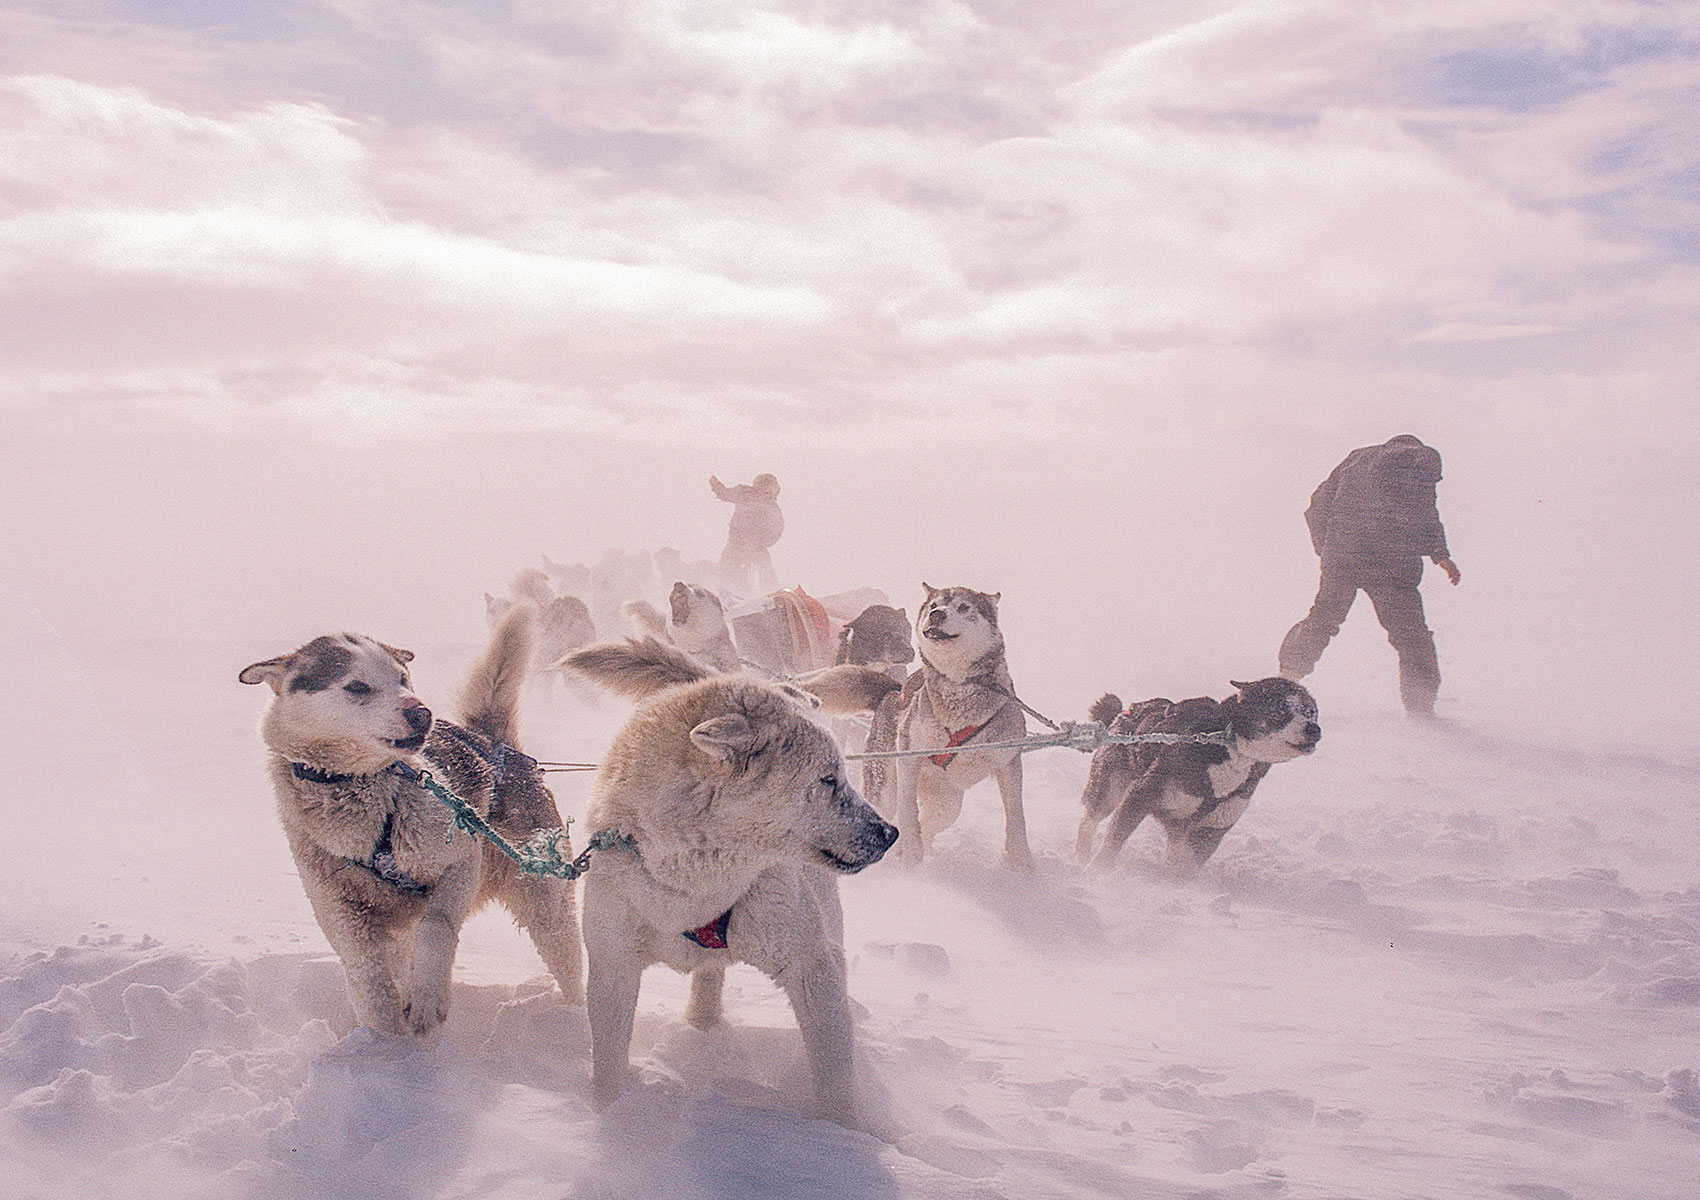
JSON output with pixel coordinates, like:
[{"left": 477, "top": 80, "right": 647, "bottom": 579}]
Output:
[
  {"left": 1075, "top": 677, "right": 1320, "bottom": 875},
  {"left": 240, "top": 610, "right": 583, "bottom": 1036}
]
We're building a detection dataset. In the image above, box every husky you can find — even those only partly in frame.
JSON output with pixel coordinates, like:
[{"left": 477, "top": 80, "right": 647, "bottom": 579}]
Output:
[
  {"left": 544, "top": 550, "right": 653, "bottom": 636},
  {"left": 240, "top": 610, "right": 584, "bottom": 1036},
  {"left": 592, "top": 549, "right": 656, "bottom": 634},
  {"left": 562, "top": 637, "right": 898, "bottom": 1126},
  {"left": 652, "top": 546, "right": 723, "bottom": 591},
  {"left": 863, "top": 585, "right": 1032, "bottom": 870},
  {"left": 835, "top": 604, "right": 914, "bottom": 680},
  {"left": 486, "top": 568, "right": 597, "bottom": 685},
  {"left": 541, "top": 553, "right": 593, "bottom": 599},
  {"left": 1075, "top": 677, "right": 1321, "bottom": 874},
  {"left": 621, "top": 581, "right": 741, "bottom": 674},
  {"left": 819, "top": 602, "right": 916, "bottom": 781}
]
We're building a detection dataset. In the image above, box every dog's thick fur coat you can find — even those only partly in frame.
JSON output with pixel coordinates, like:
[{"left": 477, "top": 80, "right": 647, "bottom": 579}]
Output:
[
  {"left": 1075, "top": 677, "right": 1321, "bottom": 874},
  {"left": 864, "top": 585, "right": 1032, "bottom": 869},
  {"left": 241, "top": 611, "right": 583, "bottom": 1036},
  {"left": 563, "top": 637, "right": 897, "bottom": 1125}
]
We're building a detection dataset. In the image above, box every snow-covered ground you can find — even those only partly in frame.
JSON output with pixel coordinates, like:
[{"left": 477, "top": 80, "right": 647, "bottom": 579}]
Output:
[{"left": 2, "top": 625, "right": 1696, "bottom": 1200}]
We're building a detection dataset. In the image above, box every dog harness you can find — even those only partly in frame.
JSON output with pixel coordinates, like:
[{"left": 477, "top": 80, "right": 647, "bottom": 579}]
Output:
[
  {"left": 683, "top": 909, "right": 733, "bottom": 950},
  {"left": 289, "top": 761, "right": 431, "bottom": 897},
  {"left": 930, "top": 723, "right": 987, "bottom": 769},
  {"left": 361, "top": 810, "right": 431, "bottom": 897}
]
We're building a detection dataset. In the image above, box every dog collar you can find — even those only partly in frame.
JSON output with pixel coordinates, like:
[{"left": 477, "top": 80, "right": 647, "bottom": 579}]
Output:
[
  {"left": 930, "top": 723, "right": 987, "bottom": 769},
  {"left": 290, "top": 761, "right": 371, "bottom": 785},
  {"left": 683, "top": 909, "right": 733, "bottom": 950}
]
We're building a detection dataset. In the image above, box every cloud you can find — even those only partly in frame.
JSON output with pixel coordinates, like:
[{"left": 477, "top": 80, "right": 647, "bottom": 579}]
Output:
[{"left": 0, "top": 1, "right": 1693, "bottom": 440}]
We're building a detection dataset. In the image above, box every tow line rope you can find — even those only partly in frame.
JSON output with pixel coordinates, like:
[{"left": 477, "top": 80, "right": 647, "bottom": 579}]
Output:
[
  {"left": 844, "top": 680, "right": 1232, "bottom": 761},
  {"left": 844, "top": 719, "right": 1232, "bottom": 762},
  {"left": 386, "top": 703, "right": 1227, "bottom": 877},
  {"left": 387, "top": 760, "right": 631, "bottom": 880}
]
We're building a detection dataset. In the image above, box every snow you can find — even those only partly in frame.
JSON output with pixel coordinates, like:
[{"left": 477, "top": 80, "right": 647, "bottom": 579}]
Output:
[{"left": 2, "top": 624, "right": 1697, "bottom": 1200}]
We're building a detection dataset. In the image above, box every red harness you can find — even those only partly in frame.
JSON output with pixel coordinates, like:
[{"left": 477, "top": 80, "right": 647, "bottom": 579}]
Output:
[
  {"left": 930, "top": 723, "right": 987, "bottom": 769},
  {"left": 683, "top": 909, "right": 732, "bottom": 950}
]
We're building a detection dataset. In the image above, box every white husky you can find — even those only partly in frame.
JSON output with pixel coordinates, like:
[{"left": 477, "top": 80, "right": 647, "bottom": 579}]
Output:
[
  {"left": 563, "top": 637, "right": 898, "bottom": 1125},
  {"left": 621, "top": 581, "right": 741, "bottom": 674}
]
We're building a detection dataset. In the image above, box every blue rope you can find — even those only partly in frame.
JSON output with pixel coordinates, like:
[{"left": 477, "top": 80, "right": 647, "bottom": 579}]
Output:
[{"left": 387, "top": 760, "right": 631, "bottom": 880}]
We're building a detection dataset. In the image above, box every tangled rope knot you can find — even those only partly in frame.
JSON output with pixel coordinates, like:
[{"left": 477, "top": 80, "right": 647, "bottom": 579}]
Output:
[{"left": 389, "top": 760, "right": 631, "bottom": 881}]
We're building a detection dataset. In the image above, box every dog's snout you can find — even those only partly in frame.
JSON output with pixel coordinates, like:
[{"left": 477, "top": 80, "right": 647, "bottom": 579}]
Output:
[
  {"left": 404, "top": 702, "right": 433, "bottom": 732},
  {"left": 1305, "top": 723, "right": 1321, "bottom": 743},
  {"left": 876, "top": 819, "right": 899, "bottom": 850},
  {"left": 925, "top": 608, "right": 946, "bottom": 626}
]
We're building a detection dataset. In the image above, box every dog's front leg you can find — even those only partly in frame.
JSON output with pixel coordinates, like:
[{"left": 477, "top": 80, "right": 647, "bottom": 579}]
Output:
[
  {"left": 892, "top": 755, "right": 924, "bottom": 865},
  {"left": 782, "top": 951, "right": 858, "bottom": 1126},
  {"left": 686, "top": 963, "right": 726, "bottom": 1029},
  {"left": 993, "top": 757, "right": 1033, "bottom": 871},
  {"left": 586, "top": 948, "right": 644, "bottom": 1110},
  {"left": 583, "top": 882, "right": 645, "bottom": 1109},
  {"left": 323, "top": 919, "right": 407, "bottom": 1035},
  {"left": 404, "top": 859, "right": 479, "bottom": 1036}
]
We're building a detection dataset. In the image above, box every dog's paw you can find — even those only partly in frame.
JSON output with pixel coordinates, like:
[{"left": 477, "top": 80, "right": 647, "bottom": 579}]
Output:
[
  {"left": 403, "top": 983, "right": 451, "bottom": 1036},
  {"left": 590, "top": 1075, "right": 624, "bottom": 1112}
]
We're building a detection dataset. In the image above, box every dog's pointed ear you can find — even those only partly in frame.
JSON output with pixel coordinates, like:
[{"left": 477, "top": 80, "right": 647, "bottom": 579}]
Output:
[
  {"left": 1229, "top": 680, "right": 1255, "bottom": 691},
  {"left": 239, "top": 655, "right": 292, "bottom": 692},
  {"left": 378, "top": 642, "right": 415, "bottom": 666},
  {"left": 921, "top": 583, "right": 938, "bottom": 597},
  {"left": 690, "top": 713, "right": 758, "bottom": 762},
  {"left": 897, "top": 608, "right": 907, "bottom": 621}
]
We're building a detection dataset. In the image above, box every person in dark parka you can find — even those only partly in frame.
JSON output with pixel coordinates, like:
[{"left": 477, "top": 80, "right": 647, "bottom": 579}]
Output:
[{"left": 1278, "top": 435, "right": 1461, "bottom": 716}]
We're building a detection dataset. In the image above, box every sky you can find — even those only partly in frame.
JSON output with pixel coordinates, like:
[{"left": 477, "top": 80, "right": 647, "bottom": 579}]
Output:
[{"left": 1, "top": 0, "right": 1697, "bottom": 727}]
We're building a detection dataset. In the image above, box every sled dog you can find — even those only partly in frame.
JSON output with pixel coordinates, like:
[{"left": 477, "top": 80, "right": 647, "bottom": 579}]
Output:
[
  {"left": 622, "top": 581, "right": 741, "bottom": 674},
  {"left": 563, "top": 637, "right": 898, "bottom": 1125},
  {"left": 835, "top": 603, "right": 914, "bottom": 680},
  {"left": 486, "top": 567, "right": 597, "bottom": 683},
  {"left": 1075, "top": 677, "right": 1320, "bottom": 874},
  {"left": 864, "top": 585, "right": 1032, "bottom": 870},
  {"left": 241, "top": 610, "right": 583, "bottom": 1036}
]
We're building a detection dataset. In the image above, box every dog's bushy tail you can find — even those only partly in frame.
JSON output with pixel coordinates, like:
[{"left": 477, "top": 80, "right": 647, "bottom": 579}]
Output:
[
  {"left": 798, "top": 664, "right": 901, "bottom": 716},
  {"left": 1089, "top": 693, "right": 1124, "bottom": 726},
  {"left": 458, "top": 605, "right": 536, "bottom": 746},
  {"left": 563, "top": 637, "right": 711, "bottom": 700},
  {"left": 620, "top": 599, "right": 667, "bottom": 639}
]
